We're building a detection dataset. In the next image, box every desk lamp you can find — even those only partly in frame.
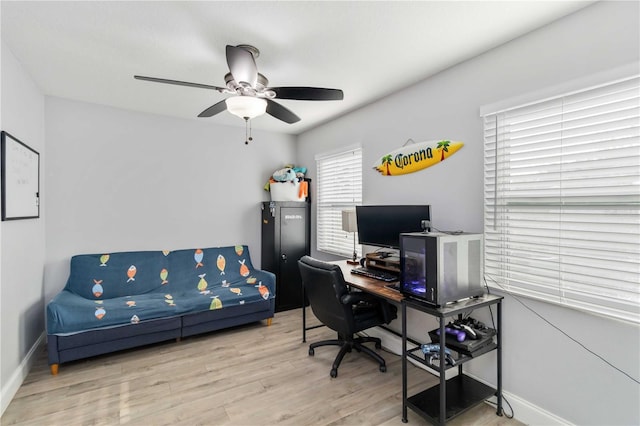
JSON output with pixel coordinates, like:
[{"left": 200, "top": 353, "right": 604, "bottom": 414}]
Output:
[{"left": 342, "top": 209, "right": 359, "bottom": 265}]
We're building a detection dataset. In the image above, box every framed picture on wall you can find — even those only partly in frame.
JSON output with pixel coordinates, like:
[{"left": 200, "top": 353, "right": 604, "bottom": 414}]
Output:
[{"left": 1, "top": 131, "right": 40, "bottom": 220}]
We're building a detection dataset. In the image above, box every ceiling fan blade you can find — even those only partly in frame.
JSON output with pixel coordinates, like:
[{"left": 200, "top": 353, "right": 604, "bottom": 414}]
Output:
[
  {"left": 265, "top": 99, "right": 301, "bottom": 124},
  {"left": 271, "top": 87, "right": 344, "bottom": 101},
  {"left": 226, "top": 45, "right": 258, "bottom": 88},
  {"left": 198, "top": 99, "right": 228, "bottom": 117},
  {"left": 134, "top": 75, "right": 225, "bottom": 92}
]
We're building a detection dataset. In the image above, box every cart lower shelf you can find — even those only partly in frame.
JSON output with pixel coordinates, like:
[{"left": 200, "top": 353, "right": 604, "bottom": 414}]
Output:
[{"left": 406, "top": 374, "right": 496, "bottom": 424}]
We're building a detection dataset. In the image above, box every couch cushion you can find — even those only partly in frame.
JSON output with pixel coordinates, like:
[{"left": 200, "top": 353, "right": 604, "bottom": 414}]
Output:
[
  {"left": 47, "top": 290, "right": 183, "bottom": 335},
  {"left": 166, "top": 245, "right": 256, "bottom": 290},
  {"left": 64, "top": 246, "right": 264, "bottom": 300},
  {"left": 66, "top": 251, "right": 170, "bottom": 299}
]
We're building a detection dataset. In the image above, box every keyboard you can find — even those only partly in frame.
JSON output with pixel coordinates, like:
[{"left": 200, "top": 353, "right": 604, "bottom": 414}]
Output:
[{"left": 350, "top": 266, "right": 399, "bottom": 283}]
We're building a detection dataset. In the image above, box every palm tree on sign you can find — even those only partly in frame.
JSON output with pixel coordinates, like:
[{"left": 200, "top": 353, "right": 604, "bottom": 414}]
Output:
[
  {"left": 437, "top": 140, "right": 451, "bottom": 161},
  {"left": 381, "top": 155, "right": 393, "bottom": 175}
]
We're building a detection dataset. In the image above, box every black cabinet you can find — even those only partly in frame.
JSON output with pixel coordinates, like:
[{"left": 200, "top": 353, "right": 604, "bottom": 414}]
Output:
[{"left": 261, "top": 201, "right": 310, "bottom": 312}]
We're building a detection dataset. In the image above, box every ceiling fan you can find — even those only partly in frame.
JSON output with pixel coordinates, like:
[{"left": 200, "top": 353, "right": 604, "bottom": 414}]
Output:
[{"left": 134, "top": 44, "right": 344, "bottom": 124}]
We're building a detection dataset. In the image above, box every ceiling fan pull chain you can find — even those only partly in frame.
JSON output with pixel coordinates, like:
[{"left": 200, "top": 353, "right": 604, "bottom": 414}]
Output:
[
  {"left": 243, "top": 117, "right": 254, "bottom": 145},
  {"left": 244, "top": 117, "right": 249, "bottom": 144}
]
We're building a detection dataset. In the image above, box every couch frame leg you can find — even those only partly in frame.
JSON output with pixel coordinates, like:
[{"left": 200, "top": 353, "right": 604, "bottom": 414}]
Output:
[
  {"left": 50, "top": 364, "right": 59, "bottom": 375},
  {"left": 267, "top": 318, "right": 273, "bottom": 326}
]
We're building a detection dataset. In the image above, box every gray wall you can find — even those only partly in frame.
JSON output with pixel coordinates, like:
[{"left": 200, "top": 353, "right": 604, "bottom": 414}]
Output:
[
  {"left": 0, "top": 41, "right": 46, "bottom": 413},
  {"left": 43, "top": 97, "right": 296, "bottom": 303},
  {"left": 297, "top": 2, "right": 639, "bottom": 425}
]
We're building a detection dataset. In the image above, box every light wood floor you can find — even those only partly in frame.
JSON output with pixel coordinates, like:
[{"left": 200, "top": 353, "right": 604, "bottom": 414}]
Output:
[{"left": 2, "top": 309, "right": 522, "bottom": 425}]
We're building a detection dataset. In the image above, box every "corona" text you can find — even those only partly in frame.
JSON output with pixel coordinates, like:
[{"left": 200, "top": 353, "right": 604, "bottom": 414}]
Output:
[{"left": 394, "top": 147, "right": 433, "bottom": 169}]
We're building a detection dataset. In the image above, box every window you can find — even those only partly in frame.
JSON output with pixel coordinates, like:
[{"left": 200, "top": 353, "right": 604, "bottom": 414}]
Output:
[
  {"left": 482, "top": 74, "right": 640, "bottom": 323},
  {"left": 316, "top": 147, "right": 362, "bottom": 257}
]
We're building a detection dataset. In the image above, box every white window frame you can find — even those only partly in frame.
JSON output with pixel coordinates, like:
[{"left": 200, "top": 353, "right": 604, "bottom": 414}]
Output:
[
  {"left": 482, "top": 66, "right": 640, "bottom": 324},
  {"left": 315, "top": 146, "right": 362, "bottom": 257}
]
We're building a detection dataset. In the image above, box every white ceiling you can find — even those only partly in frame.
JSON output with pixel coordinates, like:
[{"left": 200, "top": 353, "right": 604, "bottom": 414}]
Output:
[{"left": 1, "top": 1, "right": 594, "bottom": 135}]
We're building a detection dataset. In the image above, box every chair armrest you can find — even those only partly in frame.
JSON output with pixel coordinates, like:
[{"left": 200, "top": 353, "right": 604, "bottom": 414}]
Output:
[
  {"left": 341, "top": 292, "right": 379, "bottom": 306},
  {"left": 341, "top": 292, "right": 398, "bottom": 324}
]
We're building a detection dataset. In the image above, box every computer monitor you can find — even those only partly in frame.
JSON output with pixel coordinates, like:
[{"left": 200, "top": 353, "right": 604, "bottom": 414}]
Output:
[{"left": 355, "top": 205, "right": 431, "bottom": 249}]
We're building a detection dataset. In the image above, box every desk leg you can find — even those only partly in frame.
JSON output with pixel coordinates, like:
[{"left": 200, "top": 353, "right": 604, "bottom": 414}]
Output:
[
  {"left": 438, "top": 317, "right": 446, "bottom": 426},
  {"left": 496, "top": 300, "right": 503, "bottom": 416},
  {"left": 457, "top": 313, "right": 463, "bottom": 376},
  {"left": 401, "top": 302, "right": 408, "bottom": 423}
]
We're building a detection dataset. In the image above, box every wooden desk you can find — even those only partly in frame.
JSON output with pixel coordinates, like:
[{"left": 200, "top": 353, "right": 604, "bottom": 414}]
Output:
[{"left": 331, "top": 260, "right": 403, "bottom": 303}]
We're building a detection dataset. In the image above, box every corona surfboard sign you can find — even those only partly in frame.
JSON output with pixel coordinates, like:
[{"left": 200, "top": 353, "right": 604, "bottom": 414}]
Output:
[{"left": 373, "top": 139, "right": 464, "bottom": 176}]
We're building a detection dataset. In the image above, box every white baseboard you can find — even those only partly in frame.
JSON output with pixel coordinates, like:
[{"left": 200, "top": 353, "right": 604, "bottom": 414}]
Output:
[
  {"left": 483, "top": 391, "right": 573, "bottom": 426},
  {"left": 1, "top": 332, "right": 45, "bottom": 417},
  {"left": 467, "top": 373, "right": 573, "bottom": 426}
]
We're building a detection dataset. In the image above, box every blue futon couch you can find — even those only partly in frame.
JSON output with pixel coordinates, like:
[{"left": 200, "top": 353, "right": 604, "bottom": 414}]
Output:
[{"left": 47, "top": 245, "right": 275, "bottom": 374}]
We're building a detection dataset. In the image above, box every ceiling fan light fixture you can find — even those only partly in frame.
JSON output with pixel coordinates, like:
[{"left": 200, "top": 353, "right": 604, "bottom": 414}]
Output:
[{"left": 226, "top": 96, "right": 267, "bottom": 119}]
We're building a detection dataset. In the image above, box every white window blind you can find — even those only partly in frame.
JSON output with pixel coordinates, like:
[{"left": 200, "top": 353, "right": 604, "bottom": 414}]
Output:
[
  {"left": 483, "top": 75, "right": 640, "bottom": 324},
  {"left": 316, "top": 147, "right": 362, "bottom": 257}
]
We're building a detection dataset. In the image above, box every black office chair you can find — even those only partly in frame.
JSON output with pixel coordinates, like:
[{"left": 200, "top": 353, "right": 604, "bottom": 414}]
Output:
[{"left": 298, "top": 255, "right": 397, "bottom": 378}]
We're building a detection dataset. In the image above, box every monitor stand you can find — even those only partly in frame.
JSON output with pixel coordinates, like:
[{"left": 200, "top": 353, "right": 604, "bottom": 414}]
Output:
[{"left": 365, "top": 252, "right": 400, "bottom": 274}]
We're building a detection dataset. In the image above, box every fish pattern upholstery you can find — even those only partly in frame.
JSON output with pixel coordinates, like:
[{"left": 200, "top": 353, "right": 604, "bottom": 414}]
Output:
[{"left": 47, "top": 245, "right": 275, "bottom": 335}]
